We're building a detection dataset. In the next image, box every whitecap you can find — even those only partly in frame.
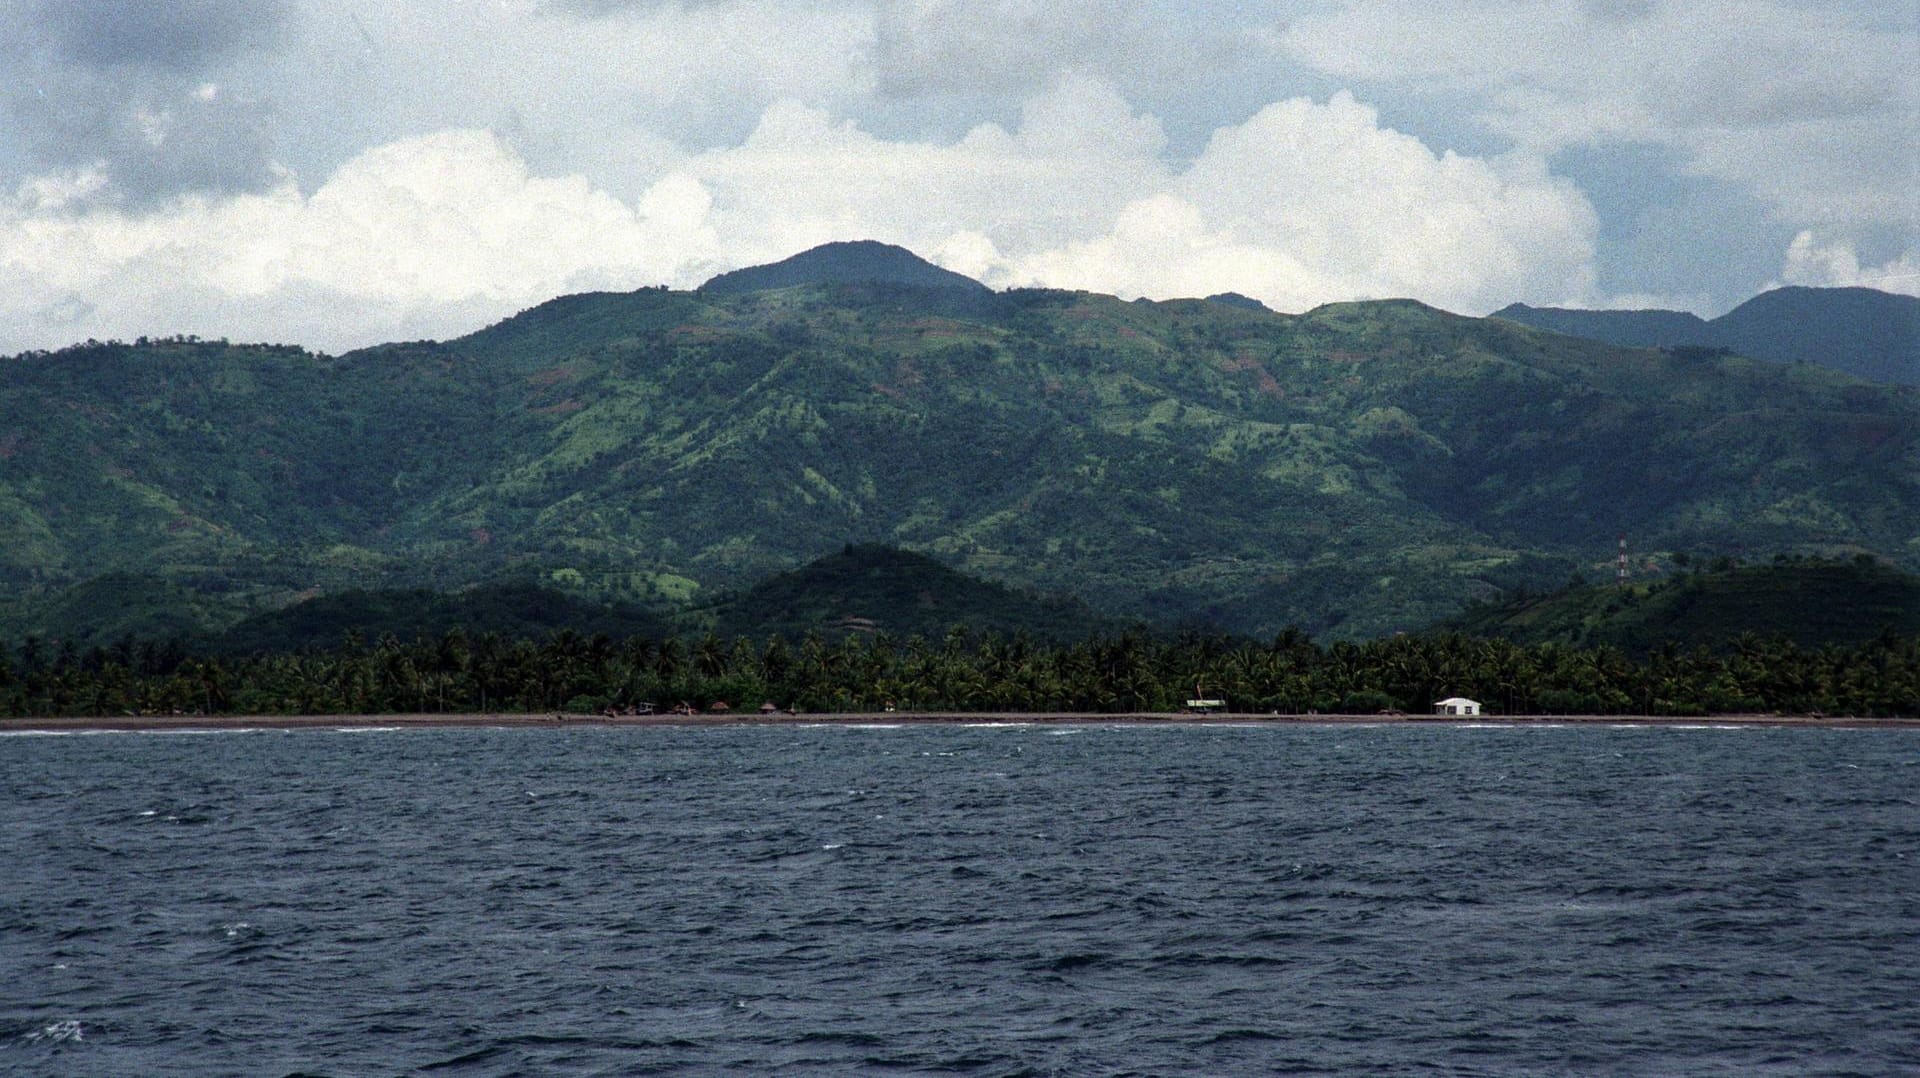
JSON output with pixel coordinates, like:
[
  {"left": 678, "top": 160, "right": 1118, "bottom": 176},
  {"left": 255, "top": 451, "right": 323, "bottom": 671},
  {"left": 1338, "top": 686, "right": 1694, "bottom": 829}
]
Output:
[
  {"left": 845, "top": 724, "right": 903, "bottom": 730},
  {"left": 24, "top": 1020, "right": 82, "bottom": 1044}
]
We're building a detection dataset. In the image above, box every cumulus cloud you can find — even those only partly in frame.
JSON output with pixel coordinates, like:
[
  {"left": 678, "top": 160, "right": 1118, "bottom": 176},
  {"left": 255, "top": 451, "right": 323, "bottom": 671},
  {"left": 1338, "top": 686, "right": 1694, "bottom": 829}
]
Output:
[
  {"left": 0, "top": 78, "right": 1605, "bottom": 353},
  {"left": 0, "top": 130, "right": 721, "bottom": 351},
  {"left": 676, "top": 76, "right": 1170, "bottom": 261},
  {"left": 1776, "top": 231, "right": 1920, "bottom": 298},
  {"left": 992, "top": 93, "right": 1598, "bottom": 313}
]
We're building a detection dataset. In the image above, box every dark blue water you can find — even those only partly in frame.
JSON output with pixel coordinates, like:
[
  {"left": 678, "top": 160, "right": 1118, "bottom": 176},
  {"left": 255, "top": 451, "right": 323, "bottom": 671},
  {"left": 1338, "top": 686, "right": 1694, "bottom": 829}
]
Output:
[{"left": 2, "top": 722, "right": 1915, "bottom": 1076}]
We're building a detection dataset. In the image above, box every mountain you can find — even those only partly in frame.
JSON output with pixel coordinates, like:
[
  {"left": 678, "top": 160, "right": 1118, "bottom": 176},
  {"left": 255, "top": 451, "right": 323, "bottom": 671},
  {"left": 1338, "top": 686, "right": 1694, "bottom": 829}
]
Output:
[
  {"left": 1492, "top": 286, "right": 1918, "bottom": 384},
  {"left": 2, "top": 249, "right": 1916, "bottom": 644},
  {"left": 700, "top": 240, "right": 990, "bottom": 295},
  {"left": 1709, "top": 287, "right": 1918, "bottom": 385},
  {"left": 1436, "top": 558, "right": 1920, "bottom": 653},
  {"left": 701, "top": 543, "right": 1121, "bottom": 642}
]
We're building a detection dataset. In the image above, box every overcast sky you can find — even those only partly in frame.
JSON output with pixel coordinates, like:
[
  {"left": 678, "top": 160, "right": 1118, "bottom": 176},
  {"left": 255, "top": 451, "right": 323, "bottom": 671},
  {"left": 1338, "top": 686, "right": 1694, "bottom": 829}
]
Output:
[{"left": 1, "top": 0, "right": 1913, "bottom": 353}]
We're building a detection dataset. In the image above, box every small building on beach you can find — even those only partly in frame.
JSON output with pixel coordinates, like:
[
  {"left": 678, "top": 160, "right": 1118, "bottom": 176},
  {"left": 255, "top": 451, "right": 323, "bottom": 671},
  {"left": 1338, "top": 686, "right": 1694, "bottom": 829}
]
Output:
[{"left": 1434, "top": 697, "right": 1481, "bottom": 716}]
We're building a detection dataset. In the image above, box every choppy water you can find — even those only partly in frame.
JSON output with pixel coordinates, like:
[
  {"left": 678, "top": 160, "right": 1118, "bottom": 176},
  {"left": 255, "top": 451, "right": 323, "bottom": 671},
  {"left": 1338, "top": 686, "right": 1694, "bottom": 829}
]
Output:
[{"left": 1, "top": 722, "right": 1915, "bottom": 1076}]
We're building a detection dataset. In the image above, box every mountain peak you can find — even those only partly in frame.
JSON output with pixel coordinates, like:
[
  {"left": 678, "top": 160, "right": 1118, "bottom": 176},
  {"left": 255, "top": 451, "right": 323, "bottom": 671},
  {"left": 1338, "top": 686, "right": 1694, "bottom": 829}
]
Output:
[{"left": 699, "top": 240, "right": 990, "bottom": 295}]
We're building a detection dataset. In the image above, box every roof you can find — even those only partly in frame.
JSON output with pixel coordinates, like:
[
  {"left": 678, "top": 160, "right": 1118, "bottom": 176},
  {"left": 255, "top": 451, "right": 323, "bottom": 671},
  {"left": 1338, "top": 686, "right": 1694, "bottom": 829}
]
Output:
[{"left": 1435, "top": 697, "right": 1480, "bottom": 706}]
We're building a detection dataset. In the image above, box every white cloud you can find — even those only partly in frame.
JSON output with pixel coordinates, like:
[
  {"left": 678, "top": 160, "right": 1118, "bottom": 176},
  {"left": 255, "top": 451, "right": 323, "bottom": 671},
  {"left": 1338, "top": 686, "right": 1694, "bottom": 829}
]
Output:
[
  {"left": 1275, "top": 0, "right": 1917, "bottom": 235},
  {"left": 674, "top": 76, "right": 1170, "bottom": 262},
  {"left": 671, "top": 82, "right": 1596, "bottom": 313},
  {"left": 0, "top": 81, "right": 1602, "bottom": 353},
  {"left": 1157, "top": 91, "right": 1597, "bottom": 311},
  {"left": 0, "top": 130, "right": 720, "bottom": 351},
  {"left": 1776, "top": 231, "right": 1920, "bottom": 298}
]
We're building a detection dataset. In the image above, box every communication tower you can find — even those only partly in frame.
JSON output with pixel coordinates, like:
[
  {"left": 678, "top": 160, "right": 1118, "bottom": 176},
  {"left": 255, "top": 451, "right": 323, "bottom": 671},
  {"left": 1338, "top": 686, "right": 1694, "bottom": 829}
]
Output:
[{"left": 1617, "top": 533, "right": 1628, "bottom": 585}]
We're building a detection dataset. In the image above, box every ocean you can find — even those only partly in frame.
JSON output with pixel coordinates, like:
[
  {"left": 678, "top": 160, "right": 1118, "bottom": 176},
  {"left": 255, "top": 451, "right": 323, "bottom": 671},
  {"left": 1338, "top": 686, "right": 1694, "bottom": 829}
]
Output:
[{"left": 2, "top": 722, "right": 1914, "bottom": 1076}]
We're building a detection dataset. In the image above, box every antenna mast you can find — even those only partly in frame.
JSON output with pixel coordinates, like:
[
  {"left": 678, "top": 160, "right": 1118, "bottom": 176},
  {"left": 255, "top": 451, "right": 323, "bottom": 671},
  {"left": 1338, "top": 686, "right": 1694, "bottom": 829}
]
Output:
[{"left": 1617, "top": 533, "right": 1628, "bottom": 585}]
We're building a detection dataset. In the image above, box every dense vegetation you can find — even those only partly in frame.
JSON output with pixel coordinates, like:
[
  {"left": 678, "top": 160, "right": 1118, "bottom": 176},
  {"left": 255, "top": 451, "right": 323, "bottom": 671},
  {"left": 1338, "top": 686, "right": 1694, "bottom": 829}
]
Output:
[
  {"left": 1441, "top": 556, "right": 1920, "bottom": 653},
  {"left": 3, "top": 251, "right": 1916, "bottom": 647},
  {"left": 2, "top": 625, "right": 1913, "bottom": 719},
  {"left": 699, "top": 543, "right": 1124, "bottom": 642}
]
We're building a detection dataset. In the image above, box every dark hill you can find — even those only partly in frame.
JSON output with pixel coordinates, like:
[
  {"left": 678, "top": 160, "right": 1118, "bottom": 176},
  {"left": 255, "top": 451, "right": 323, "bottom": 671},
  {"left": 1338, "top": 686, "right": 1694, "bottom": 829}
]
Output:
[
  {"left": 707, "top": 544, "right": 1116, "bottom": 642},
  {"left": 5, "top": 573, "right": 245, "bottom": 652},
  {"left": 1492, "top": 286, "right": 1917, "bottom": 384},
  {"left": 1205, "top": 292, "right": 1274, "bottom": 313},
  {"left": 1437, "top": 559, "right": 1920, "bottom": 653},
  {"left": 699, "top": 240, "right": 990, "bottom": 295},
  {"left": 1710, "top": 287, "right": 1917, "bottom": 385},
  {"left": 212, "top": 582, "right": 670, "bottom": 654}
]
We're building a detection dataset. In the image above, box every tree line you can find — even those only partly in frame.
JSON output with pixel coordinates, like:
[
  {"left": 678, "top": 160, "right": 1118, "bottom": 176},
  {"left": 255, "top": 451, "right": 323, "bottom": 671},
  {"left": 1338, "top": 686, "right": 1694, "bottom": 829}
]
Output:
[{"left": 1, "top": 626, "right": 1915, "bottom": 719}]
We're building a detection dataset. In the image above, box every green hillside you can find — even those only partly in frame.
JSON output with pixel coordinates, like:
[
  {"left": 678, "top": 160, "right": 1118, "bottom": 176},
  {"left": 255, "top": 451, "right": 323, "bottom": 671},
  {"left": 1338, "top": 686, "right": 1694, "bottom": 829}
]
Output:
[
  {"left": 700, "top": 543, "right": 1122, "bottom": 642},
  {"left": 2, "top": 246, "right": 1916, "bottom": 645},
  {"left": 1438, "top": 558, "right": 1920, "bottom": 652}
]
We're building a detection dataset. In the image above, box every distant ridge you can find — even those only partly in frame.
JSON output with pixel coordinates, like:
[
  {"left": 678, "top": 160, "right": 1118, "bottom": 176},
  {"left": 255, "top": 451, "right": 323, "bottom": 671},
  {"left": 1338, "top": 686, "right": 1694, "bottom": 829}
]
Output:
[
  {"left": 1489, "top": 304, "right": 1706, "bottom": 349},
  {"left": 700, "top": 240, "right": 990, "bottom": 295},
  {"left": 1493, "top": 285, "right": 1918, "bottom": 384}
]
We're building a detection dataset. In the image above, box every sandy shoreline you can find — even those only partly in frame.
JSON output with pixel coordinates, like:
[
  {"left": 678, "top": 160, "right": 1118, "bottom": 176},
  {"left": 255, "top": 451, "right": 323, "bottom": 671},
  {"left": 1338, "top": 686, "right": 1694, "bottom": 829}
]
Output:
[{"left": 3, "top": 710, "right": 1914, "bottom": 733}]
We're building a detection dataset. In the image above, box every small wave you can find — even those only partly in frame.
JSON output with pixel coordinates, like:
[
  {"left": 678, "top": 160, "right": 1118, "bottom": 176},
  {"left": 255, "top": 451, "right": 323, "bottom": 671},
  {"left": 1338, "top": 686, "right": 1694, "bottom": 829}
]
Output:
[
  {"left": 1200, "top": 1028, "right": 1286, "bottom": 1045},
  {"left": 962, "top": 722, "right": 1033, "bottom": 728},
  {"left": 844, "top": 724, "right": 904, "bottom": 730},
  {"left": 1044, "top": 729, "right": 1085, "bottom": 736},
  {"left": 333, "top": 726, "right": 406, "bottom": 733},
  {"left": 419, "top": 1044, "right": 508, "bottom": 1070},
  {"left": 788, "top": 1030, "right": 887, "bottom": 1047}
]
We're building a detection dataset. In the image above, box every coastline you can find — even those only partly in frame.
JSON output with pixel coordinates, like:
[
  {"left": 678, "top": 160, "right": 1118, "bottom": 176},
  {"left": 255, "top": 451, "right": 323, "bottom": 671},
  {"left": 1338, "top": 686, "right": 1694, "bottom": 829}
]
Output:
[{"left": 3, "top": 710, "right": 1915, "bottom": 733}]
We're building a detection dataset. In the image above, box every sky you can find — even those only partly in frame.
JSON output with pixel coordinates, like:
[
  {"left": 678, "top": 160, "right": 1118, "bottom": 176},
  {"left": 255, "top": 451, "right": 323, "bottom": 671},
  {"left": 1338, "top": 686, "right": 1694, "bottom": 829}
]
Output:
[{"left": 0, "top": 0, "right": 1913, "bottom": 354}]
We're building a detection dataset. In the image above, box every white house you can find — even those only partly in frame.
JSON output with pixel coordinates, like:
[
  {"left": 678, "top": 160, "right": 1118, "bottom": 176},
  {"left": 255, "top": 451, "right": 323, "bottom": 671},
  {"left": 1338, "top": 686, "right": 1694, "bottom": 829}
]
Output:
[{"left": 1434, "top": 697, "right": 1481, "bottom": 716}]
